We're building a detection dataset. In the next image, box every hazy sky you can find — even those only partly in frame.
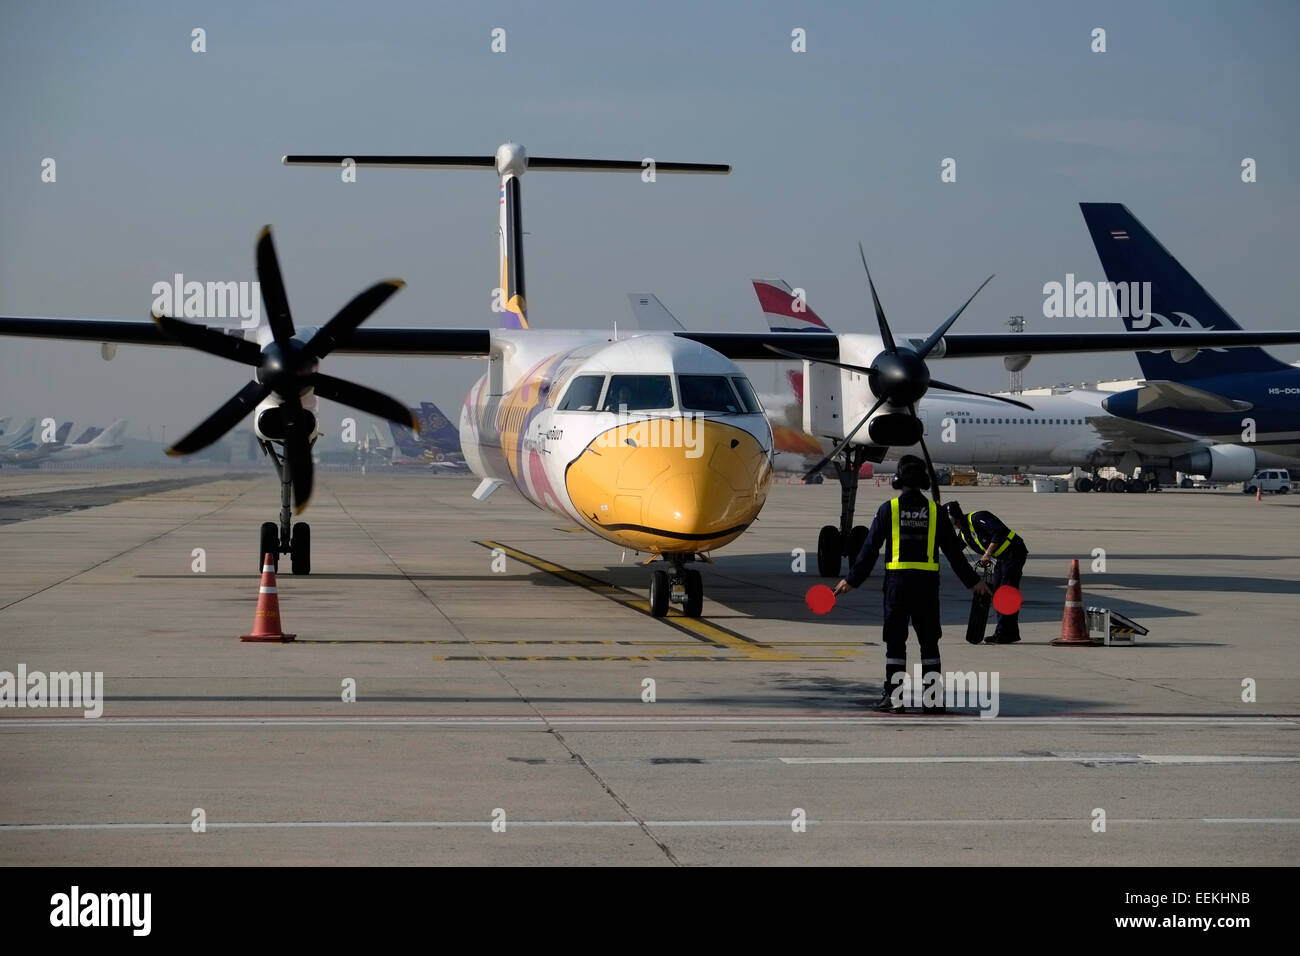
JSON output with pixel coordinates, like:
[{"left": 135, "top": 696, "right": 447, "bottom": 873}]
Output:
[{"left": 3, "top": 0, "right": 1297, "bottom": 442}]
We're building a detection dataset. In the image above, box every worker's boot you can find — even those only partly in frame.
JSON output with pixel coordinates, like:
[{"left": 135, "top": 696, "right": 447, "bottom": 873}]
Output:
[
  {"left": 921, "top": 657, "right": 946, "bottom": 713},
  {"left": 991, "top": 616, "right": 1021, "bottom": 644},
  {"left": 873, "top": 658, "right": 907, "bottom": 713}
]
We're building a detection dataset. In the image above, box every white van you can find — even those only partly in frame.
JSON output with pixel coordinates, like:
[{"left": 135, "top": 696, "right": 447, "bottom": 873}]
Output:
[{"left": 1242, "top": 469, "right": 1291, "bottom": 495}]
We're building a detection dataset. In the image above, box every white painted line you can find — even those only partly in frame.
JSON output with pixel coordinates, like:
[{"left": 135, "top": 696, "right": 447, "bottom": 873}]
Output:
[
  {"left": 2, "top": 817, "right": 1296, "bottom": 833},
  {"left": 0, "top": 819, "right": 808, "bottom": 832},
  {"left": 781, "top": 754, "right": 1300, "bottom": 765},
  {"left": 0, "top": 715, "right": 1294, "bottom": 729}
]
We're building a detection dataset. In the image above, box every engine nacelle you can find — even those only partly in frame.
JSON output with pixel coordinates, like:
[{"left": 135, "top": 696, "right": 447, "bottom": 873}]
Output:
[
  {"left": 255, "top": 399, "right": 318, "bottom": 442},
  {"left": 1171, "top": 444, "right": 1256, "bottom": 481}
]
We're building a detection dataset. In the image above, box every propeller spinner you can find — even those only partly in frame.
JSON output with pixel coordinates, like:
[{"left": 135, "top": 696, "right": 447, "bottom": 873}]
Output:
[{"left": 155, "top": 227, "right": 417, "bottom": 512}]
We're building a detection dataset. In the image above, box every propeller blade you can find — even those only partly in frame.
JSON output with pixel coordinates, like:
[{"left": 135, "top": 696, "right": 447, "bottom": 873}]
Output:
[
  {"left": 280, "top": 400, "right": 314, "bottom": 513},
  {"left": 309, "top": 373, "right": 417, "bottom": 428},
  {"left": 762, "top": 344, "right": 876, "bottom": 378},
  {"left": 167, "top": 380, "right": 269, "bottom": 456},
  {"left": 858, "top": 243, "right": 897, "bottom": 354},
  {"left": 929, "top": 379, "right": 1035, "bottom": 410},
  {"left": 910, "top": 403, "right": 942, "bottom": 505},
  {"left": 803, "top": 393, "right": 889, "bottom": 481},
  {"left": 255, "top": 226, "right": 295, "bottom": 345},
  {"left": 151, "top": 314, "right": 265, "bottom": 366},
  {"left": 916, "top": 274, "right": 996, "bottom": 359},
  {"left": 304, "top": 280, "right": 405, "bottom": 360}
]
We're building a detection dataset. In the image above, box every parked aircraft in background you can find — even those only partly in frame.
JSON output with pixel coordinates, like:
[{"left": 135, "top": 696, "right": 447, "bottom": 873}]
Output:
[{"left": 52, "top": 419, "right": 129, "bottom": 462}]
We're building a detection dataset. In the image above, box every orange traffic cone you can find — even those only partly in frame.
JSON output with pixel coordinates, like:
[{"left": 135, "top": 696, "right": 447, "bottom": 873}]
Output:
[
  {"left": 240, "top": 553, "right": 296, "bottom": 643},
  {"left": 1256, "top": 487, "right": 1262, "bottom": 502},
  {"left": 1052, "top": 558, "right": 1092, "bottom": 646}
]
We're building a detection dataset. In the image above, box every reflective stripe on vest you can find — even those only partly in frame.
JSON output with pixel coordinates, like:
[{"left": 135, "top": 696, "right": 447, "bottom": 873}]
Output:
[
  {"left": 886, "top": 497, "right": 939, "bottom": 571},
  {"left": 968, "top": 513, "right": 1016, "bottom": 556}
]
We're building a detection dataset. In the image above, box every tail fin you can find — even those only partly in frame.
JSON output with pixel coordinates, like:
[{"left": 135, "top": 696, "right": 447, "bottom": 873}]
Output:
[
  {"left": 389, "top": 414, "right": 425, "bottom": 458},
  {"left": 0, "top": 417, "right": 10, "bottom": 440},
  {"left": 91, "top": 419, "right": 128, "bottom": 447},
  {"left": 415, "top": 402, "right": 462, "bottom": 453},
  {"left": 752, "top": 279, "right": 832, "bottom": 333},
  {"left": 626, "top": 293, "right": 686, "bottom": 330},
  {"left": 72, "top": 426, "right": 102, "bottom": 445},
  {"left": 4, "top": 418, "right": 35, "bottom": 449},
  {"left": 53, "top": 421, "right": 72, "bottom": 445},
  {"left": 1080, "top": 203, "right": 1289, "bottom": 379},
  {"left": 786, "top": 369, "right": 805, "bottom": 404},
  {"left": 283, "top": 144, "right": 728, "bottom": 333}
]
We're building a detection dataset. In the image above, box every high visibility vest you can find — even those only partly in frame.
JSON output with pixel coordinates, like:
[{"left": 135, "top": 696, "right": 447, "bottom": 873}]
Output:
[
  {"left": 886, "top": 497, "right": 939, "bottom": 571},
  {"left": 968, "top": 513, "right": 1017, "bottom": 556}
]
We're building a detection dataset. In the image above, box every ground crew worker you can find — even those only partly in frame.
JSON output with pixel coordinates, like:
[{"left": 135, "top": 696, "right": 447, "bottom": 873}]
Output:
[
  {"left": 943, "top": 500, "right": 1029, "bottom": 644},
  {"left": 833, "top": 455, "right": 990, "bottom": 713}
]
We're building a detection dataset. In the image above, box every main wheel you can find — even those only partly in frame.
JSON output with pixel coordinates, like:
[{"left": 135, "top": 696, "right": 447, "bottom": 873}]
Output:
[
  {"left": 682, "top": 569, "right": 703, "bottom": 618},
  {"left": 847, "top": 525, "right": 869, "bottom": 563},
  {"left": 1108, "top": 477, "right": 1128, "bottom": 493},
  {"left": 816, "top": 525, "right": 843, "bottom": 577},
  {"left": 1127, "top": 479, "right": 1147, "bottom": 493},
  {"left": 259, "top": 522, "right": 279, "bottom": 571},
  {"left": 649, "top": 569, "right": 669, "bottom": 617},
  {"left": 1074, "top": 477, "right": 1092, "bottom": 493},
  {"left": 290, "top": 522, "right": 311, "bottom": 575},
  {"left": 1180, "top": 477, "right": 1193, "bottom": 489},
  {"left": 1092, "top": 478, "right": 1107, "bottom": 491}
]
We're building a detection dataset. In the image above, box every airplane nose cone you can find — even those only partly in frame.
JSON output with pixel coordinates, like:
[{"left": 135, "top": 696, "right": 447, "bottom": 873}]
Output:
[{"left": 566, "top": 418, "right": 771, "bottom": 554}]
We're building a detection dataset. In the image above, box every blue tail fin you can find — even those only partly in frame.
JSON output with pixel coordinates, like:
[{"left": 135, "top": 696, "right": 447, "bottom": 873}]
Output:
[{"left": 1080, "top": 203, "right": 1289, "bottom": 380}]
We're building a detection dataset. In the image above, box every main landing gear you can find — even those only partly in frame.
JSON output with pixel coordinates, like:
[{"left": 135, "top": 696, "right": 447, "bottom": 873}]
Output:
[
  {"left": 1074, "top": 472, "right": 1159, "bottom": 494},
  {"left": 648, "top": 556, "right": 704, "bottom": 618},
  {"left": 259, "top": 439, "right": 312, "bottom": 574},
  {"left": 815, "top": 446, "right": 873, "bottom": 577}
]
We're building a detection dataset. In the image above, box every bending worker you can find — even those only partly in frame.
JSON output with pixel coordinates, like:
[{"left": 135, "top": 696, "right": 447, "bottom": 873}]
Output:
[
  {"left": 833, "top": 455, "right": 991, "bottom": 713},
  {"left": 943, "top": 500, "right": 1028, "bottom": 644}
]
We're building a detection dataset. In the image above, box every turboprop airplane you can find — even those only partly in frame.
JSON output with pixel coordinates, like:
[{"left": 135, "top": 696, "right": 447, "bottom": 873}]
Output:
[
  {"left": 750, "top": 269, "right": 1300, "bottom": 574},
  {"left": 5, "top": 144, "right": 1300, "bottom": 614}
]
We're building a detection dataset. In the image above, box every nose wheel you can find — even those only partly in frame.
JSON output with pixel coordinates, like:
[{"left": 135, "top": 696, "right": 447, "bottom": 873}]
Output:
[
  {"left": 648, "top": 560, "right": 704, "bottom": 618},
  {"left": 256, "top": 438, "right": 313, "bottom": 574},
  {"left": 815, "top": 446, "right": 875, "bottom": 576}
]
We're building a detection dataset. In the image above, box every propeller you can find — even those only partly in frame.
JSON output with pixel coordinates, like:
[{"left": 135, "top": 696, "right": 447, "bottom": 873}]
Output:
[
  {"left": 156, "top": 226, "right": 418, "bottom": 512},
  {"left": 794, "top": 244, "right": 1032, "bottom": 497}
]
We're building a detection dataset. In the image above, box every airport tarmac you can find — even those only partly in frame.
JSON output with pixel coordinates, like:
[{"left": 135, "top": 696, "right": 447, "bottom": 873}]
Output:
[{"left": 1, "top": 469, "right": 1297, "bottom": 865}]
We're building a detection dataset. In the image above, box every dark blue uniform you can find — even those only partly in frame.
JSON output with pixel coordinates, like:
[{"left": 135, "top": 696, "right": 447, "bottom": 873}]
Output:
[
  {"left": 957, "top": 510, "right": 1028, "bottom": 640},
  {"left": 846, "top": 489, "right": 980, "bottom": 704}
]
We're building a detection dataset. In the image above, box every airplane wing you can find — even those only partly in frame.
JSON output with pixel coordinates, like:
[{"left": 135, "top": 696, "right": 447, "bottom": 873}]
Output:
[
  {"left": 672, "top": 329, "right": 1300, "bottom": 361},
  {"left": 3, "top": 317, "right": 1300, "bottom": 361},
  {"left": 0, "top": 317, "right": 492, "bottom": 356}
]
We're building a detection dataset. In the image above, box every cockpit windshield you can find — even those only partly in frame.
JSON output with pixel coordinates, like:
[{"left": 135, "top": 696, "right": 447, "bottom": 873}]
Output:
[
  {"left": 558, "top": 375, "right": 606, "bottom": 411},
  {"left": 600, "top": 375, "right": 674, "bottom": 412},
  {"left": 730, "top": 376, "right": 763, "bottom": 414},
  {"left": 679, "top": 375, "right": 741, "bottom": 413}
]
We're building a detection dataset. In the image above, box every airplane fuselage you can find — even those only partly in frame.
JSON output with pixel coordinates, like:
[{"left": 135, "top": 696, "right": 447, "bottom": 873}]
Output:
[{"left": 460, "top": 330, "right": 773, "bottom": 555}]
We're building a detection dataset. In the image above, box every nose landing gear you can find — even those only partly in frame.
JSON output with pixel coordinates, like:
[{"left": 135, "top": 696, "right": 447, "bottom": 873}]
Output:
[
  {"left": 648, "top": 557, "right": 704, "bottom": 618},
  {"left": 814, "top": 446, "right": 874, "bottom": 576},
  {"left": 257, "top": 439, "right": 312, "bottom": 574}
]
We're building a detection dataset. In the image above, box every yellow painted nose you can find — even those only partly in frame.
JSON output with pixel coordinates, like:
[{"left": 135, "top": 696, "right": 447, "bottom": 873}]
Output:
[{"left": 565, "top": 418, "right": 771, "bottom": 554}]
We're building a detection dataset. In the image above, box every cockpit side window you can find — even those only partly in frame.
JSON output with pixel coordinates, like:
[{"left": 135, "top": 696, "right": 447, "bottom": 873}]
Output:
[
  {"left": 558, "top": 375, "right": 607, "bottom": 411},
  {"left": 679, "top": 375, "right": 742, "bottom": 413},
  {"left": 601, "top": 375, "right": 674, "bottom": 412},
  {"left": 730, "top": 376, "right": 763, "bottom": 414}
]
